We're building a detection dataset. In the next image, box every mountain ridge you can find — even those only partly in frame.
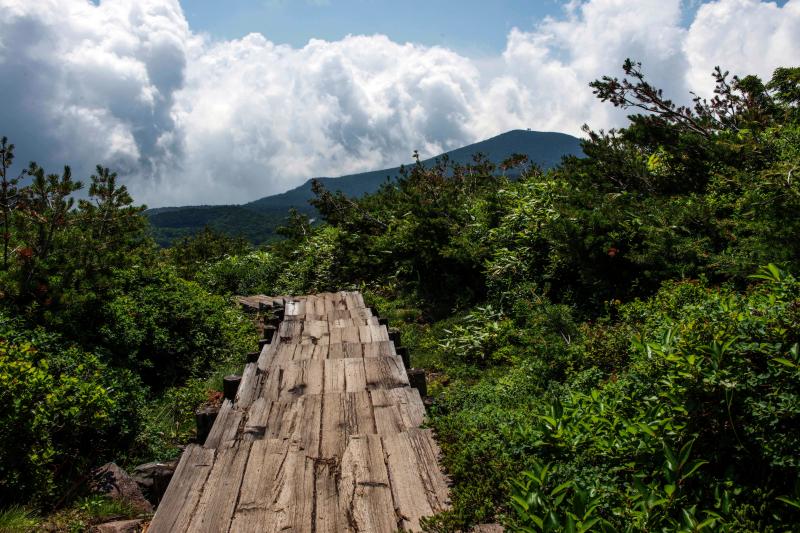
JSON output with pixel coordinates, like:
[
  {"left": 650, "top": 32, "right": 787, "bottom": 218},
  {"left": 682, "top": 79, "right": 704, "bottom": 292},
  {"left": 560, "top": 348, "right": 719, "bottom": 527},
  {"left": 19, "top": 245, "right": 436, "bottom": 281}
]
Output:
[{"left": 146, "top": 129, "right": 583, "bottom": 245}]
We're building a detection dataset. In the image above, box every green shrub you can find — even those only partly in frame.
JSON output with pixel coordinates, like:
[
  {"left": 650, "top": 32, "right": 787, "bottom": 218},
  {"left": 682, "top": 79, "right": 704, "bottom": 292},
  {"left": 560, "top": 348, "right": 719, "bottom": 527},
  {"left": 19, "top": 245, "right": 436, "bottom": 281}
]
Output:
[
  {"left": 196, "top": 250, "right": 282, "bottom": 296},
  {"left": 505, "top": 267, "right": 800, "bottom": 531},
  {"left": 274, "top": 225, "right": 342, "bottom": 294},
  {"left": 0, "top": 314, "right": 144, "bottom": 507},
  {"left": 99, "top": 265, "right": 256, "bottom": 389}
]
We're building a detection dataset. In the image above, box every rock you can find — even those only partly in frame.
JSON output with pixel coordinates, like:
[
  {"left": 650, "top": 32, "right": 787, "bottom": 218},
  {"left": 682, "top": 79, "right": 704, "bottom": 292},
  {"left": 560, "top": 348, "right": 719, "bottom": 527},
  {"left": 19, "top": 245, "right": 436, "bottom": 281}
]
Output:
[
  {"left": 472, "top": 525, "right": 504, "bottom": 533},
  {"left": 91, "top": 463, "right": 153, "bottom": 513},
  {"left": 92, "top": 519, "right": 144, "bottom": 533},
  {"left": 131, "top": 459, "right": 179, "bottom": 504}
]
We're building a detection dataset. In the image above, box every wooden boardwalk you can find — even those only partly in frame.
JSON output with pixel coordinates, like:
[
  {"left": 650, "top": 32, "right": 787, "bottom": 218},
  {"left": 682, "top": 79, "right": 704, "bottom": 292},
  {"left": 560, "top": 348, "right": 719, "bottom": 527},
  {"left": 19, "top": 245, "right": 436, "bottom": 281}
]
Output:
[{"left": 149, "top": 291, "right": 450, "bottom": 532}]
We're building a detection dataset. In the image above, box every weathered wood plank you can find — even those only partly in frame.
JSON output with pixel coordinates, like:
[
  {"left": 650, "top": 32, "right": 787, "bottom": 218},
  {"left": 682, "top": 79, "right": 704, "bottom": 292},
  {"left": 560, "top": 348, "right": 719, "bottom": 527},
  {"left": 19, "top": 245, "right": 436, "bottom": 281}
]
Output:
[
  {"left": 329, "top": 325, "right": 343, "bottom": 345},
  {"left": 257, "top": 338, "right": 280, "bottom": 372},
  {"left": 338, "top": 434, "right": 397, "bottom": 532},
  {"left": 369, "top": 324, "right": 390, "bottom": 342},
  {"left": 328, "top": 342, "right": 345, "bottom": 360},
  {"left": 204, "top": 400, "right": 243, "bottom": 449},
  {"left": 344, "top": 358, "right": 367, "bottom": 393},
  {"left": 280, "top": 360, "right": 324, "bottom": 401},
  {"left": 242, "top": 397, "right": 271, "bottom": 440},
  {"left": 259, "top": 367, "right": 283, "bottom": 400},
  {"left": 290, "top": 394, "right": 322, "bottom": 456},
  {"left": 271, "top": 344, "right": 295, "bottom": 367},
  {"left": 325, "top": 359, "right": 346, "bottom": 393},
  {"left": 344, "top": 341, "right": 363, "bottom": 359},
  {"left": 334, "top": 292, "right": 348, "bottom": 311},
  {"left": 341, "top": 325, "right": 361, "bottom": 344},
  {"left": 383, "top": 428, "right": 450, "bottom": 531},
  {"left": 302, "top": 319, "right": 329, "bottom": 345},
  {"left": 320, "top": 391, "right": 376, "bottom": 459},
  {"left": 235, "top": 362, "right": 260, "bottom": 408},
  {"left": 344, "top": 291, "right": 360, "bottom": 312},
  {"left": 324, "top": 293, "right": 336, "bottom": 314},
  {"left": 294, "top": 342, "right": 316, "bottom": 361},
  {"left": 364, "top": 357, "right": 409, "bottom": 390},
  {"left": 230, "top": 442, "right": 314, "bottom": 532},
  {"left": 315, "top": 458, "right": 347, "bottom": 532},
  {"left": 228, "top": 438, "right": 289, "bottom": 533},
  {"left": 147, "top": 445, "right": 215, "bottom": 533},
  {"left": 362, "top": 340, "right": 396, "bottom": 358},
  {"left": 359, "top": 325, "right": 373, "bottom": 344},
  {"left": 186, "top": 441, "right": 252, "bottom": 532},
  {"left": 267, "top": 398, "right": 298, "bottom": 440},
  {"left": 313, "top": 343, "right": 330, "bottom": 360},
  {"left": 371, "top": 388, "right": 425, "bottom": 435}
]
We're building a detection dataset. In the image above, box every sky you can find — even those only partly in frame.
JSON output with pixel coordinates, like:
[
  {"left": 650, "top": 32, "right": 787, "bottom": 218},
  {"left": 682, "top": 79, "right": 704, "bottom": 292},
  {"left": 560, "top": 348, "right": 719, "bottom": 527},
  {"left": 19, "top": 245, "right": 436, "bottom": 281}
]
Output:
[{"left": 0, "top": 0, "right": 798, "bottom": 207}]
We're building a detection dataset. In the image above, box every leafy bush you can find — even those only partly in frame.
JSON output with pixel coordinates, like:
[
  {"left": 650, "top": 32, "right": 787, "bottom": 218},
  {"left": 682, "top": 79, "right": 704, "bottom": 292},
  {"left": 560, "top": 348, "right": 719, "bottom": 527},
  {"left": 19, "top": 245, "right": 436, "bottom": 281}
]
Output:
[
  {"left": 505, "top": 267, "right": 800, "bottom": 531},
  {"left": 99, "top": 265, "right": 256, "bottom": 389},
  {"left": 196, "top": 250, "right": 282, "bottom": 296},
  {"left": 0, "top": 314, "right": 144, "bottom": 506},
  {"left": 273, "top": 225, "right": 342, "bottom": 294}
]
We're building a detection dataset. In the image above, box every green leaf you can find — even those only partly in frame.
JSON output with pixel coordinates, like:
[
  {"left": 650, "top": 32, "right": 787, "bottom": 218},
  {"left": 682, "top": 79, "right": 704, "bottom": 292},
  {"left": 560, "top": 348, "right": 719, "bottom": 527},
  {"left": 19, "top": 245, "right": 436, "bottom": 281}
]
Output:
[
  {"left": 637, "top": 422, "right": 657, "bottom": 437},
  {"left": 777, "top": 496, "right": 800, "bottom": 510},
  {"left": 773, "top": 358, "right": 799, "bottom": 369},
  {"left": 551, "top": 481, "right": 572, "bottom": 496},
  {"left": 663, "top": 441, "right": 678, "bottom": 472}
]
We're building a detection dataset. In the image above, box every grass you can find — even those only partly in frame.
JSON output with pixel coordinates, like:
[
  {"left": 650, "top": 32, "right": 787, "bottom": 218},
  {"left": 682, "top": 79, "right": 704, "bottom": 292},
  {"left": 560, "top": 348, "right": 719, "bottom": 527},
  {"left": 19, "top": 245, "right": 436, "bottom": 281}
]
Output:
[
  {"left": 0, "top": 507, "right": 38, "bottom": 533},
  {"left": 36, "top": 496, "right": 144, "bottom": 533}
]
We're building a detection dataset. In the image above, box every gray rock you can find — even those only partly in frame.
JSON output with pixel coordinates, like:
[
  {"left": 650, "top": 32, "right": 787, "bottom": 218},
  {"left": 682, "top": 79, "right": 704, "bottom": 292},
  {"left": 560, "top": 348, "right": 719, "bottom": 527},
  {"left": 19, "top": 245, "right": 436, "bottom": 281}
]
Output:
[
  {"left": 92, "top": 519, "right": 144, "bottom": 533},
  {"left": 131, "top": 459, "right": 178, "bottom": 504},
  {"left": 472, "top": 525, "right": 504, "bottom": 533},
  {"left": 91, "top": 463, "right": 153, "bottom": 513}
]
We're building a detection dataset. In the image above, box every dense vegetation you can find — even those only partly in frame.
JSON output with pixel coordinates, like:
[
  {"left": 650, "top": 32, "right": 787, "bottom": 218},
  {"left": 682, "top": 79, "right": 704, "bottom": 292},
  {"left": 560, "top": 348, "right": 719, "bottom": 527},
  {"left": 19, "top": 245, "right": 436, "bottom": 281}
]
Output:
[
  {"left": 145, "top": 205, "right": 286, "bottom": 246},
  {"left": 0, "top": 59, "right": 798, "bottom": 532},
  {"left": 0, "top": 146, "right": 256, "bottom": 523},
  {"left": 193, "top": 62, "right": 800, "bottom": 531}
]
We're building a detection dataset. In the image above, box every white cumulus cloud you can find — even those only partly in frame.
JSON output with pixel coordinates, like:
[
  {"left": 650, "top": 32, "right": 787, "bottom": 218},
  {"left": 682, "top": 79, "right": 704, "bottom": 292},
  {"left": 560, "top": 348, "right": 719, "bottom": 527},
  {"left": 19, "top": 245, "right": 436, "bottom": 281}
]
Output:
[{"left": 0, "top": 0, "right": 798, "bottom": 206}]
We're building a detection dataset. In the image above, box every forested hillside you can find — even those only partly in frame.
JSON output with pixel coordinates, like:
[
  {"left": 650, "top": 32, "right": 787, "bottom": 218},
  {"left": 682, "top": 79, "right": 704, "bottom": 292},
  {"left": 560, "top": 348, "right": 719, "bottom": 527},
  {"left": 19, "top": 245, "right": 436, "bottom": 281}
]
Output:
[
  {"left": 145, "top": 130, "right": 583, "bottom": 246},
  {"left": 0, "top": 59, "right": 798, "bottom": 532}
]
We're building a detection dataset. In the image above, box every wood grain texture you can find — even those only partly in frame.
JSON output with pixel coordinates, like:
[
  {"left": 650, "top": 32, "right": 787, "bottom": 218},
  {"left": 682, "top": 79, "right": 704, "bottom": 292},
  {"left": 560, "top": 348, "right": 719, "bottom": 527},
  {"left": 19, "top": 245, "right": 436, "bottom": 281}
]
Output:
[
  {"left": 151, "top": 291, "right": 449, "bottom": 532},
  {"left": 147, "top": 445, "right": 215, "bottom": 533}
]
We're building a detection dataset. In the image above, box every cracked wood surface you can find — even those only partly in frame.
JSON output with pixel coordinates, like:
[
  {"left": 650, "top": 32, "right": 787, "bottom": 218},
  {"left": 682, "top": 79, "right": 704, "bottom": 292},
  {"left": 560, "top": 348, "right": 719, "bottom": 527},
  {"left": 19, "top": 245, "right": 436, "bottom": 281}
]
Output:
[{"left": 149, "top": 291, "right": 450, "bottom": 532}]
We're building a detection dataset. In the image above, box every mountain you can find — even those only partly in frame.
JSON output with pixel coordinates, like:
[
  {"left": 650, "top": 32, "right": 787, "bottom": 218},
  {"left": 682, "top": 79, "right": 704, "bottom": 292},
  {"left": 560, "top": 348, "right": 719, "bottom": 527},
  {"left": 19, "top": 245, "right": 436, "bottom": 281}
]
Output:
[
  {"left": 244, "top": 130, "right": 582, "bottom": 212},
  {"left": 146, "top": 129, "right": 583, "bottom": 246}
]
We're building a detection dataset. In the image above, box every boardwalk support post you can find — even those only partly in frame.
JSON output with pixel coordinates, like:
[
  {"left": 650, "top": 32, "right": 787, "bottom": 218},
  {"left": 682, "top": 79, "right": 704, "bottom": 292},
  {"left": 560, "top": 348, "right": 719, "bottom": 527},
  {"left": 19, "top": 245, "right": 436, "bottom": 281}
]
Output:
[
  {"left": 388, "top": 328, "right": 401, "bottom": 347},
  {"left": 246, "top": 351, "right": 260, "bottom": 363},
  {"left": 223, "top": 375, "right": 242, "bottom": 401},
  {"left": 408, "top": 368, "right": 427, "bottom": 397},
  {"left": 397, "top": 347, "right": 410, "bottom": 369},
  {"left": 195, "top": 406, "right": 219, "bottom": 445},
  {"left": 265, "top": 324, "right": 278, "bottom": 336}
]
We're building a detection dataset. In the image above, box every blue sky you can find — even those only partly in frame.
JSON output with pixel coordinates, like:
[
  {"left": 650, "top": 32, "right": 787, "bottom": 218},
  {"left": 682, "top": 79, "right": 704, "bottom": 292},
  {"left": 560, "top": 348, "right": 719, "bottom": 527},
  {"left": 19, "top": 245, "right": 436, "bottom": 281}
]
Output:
[{"left": 181, "top": 0, "right": 563, "bottom": 55}]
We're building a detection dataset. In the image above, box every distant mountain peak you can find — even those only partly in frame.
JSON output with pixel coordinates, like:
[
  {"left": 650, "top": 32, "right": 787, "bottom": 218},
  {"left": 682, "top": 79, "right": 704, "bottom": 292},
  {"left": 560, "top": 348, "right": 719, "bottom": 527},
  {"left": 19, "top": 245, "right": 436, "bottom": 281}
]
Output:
[
  {"left": 147, "top": 129, "right": 583, "bottom": 245},
  {"left": 244, "top": 129, "right": 583, "bottom": 212}
]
